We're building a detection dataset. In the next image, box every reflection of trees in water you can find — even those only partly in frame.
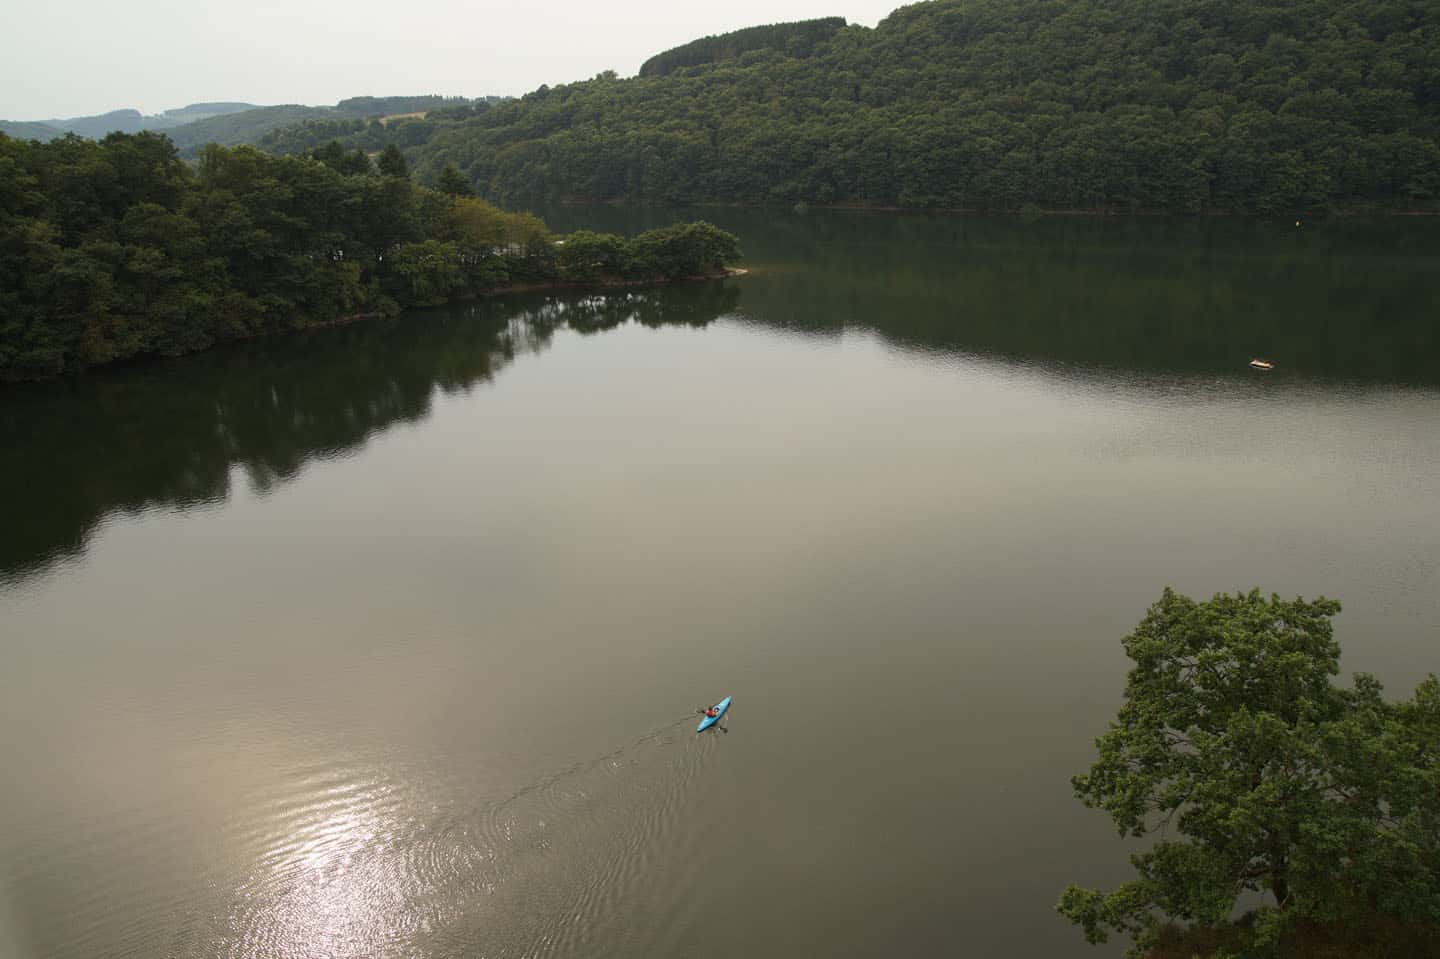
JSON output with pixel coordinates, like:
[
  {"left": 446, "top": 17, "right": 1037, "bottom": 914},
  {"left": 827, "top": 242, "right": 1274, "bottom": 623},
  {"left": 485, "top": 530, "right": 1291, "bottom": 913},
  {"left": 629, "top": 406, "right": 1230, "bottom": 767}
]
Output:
[
  {"left": 544, "top": 207, "right": 1440, "bottom": 383},
  {"left": 741, "top": 250, "right": 1440, "bottom": 381},
  {"left": 4, "top": 229, "right": 1433, "bottom": 586},
  {"left": 0, "top": 282, "right": 740, "bottom": 584},
  {"left": 522, "top": 284, "right": 739, "bottom": 335}
]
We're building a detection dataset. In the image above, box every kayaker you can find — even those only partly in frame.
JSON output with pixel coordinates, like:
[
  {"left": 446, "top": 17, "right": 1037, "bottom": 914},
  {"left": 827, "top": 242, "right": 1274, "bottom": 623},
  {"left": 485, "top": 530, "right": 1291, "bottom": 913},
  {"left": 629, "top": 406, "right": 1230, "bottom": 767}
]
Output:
[{"left": 703, "top": 706, "right": 719, "bottom": 718}]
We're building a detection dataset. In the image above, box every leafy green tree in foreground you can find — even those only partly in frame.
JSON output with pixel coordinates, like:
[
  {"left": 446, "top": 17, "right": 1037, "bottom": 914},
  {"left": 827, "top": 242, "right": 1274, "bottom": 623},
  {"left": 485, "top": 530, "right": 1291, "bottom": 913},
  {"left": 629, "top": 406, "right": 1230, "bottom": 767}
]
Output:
[{"left": 1059, "top": 588, "right": 1440, "bottom": 957}]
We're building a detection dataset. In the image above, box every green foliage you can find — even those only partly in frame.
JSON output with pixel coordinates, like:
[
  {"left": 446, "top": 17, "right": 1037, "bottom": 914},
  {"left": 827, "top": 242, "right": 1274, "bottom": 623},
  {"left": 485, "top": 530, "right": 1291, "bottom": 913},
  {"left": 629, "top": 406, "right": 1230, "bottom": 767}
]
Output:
[
  {"left": 1059, "top": 588, "right": 1440, "bottom": 957},
  {"left": 557, "top": 222, "right": 742, "bottom": 282},
  {"left": 639, "top": 17, "right": 848, "bottom": 77},
  {"left": 261, "top": 118, "right": 374, "bottom": 155},
  {"left": 436, "top": 162, "right": 473, "bottom": 196},
  {"left": 426, "top": 98, "right": 504, "bottom": 122},
  {"left": 0, "top": 131, "right": 742, "bottom": 382},
  {"left": 333, "top": 95, "right": 465, "bottom": 117},
  {"left": 377, "top": 144, "right": 409, "bottom": 178},
  {"left": 391, "top": 239, "right": 462, "bottom": 304},
  {"left": 309, "top": 140, "right": 372, "bottom": 175},
  {"left": 327, "top": 0, "right": 1440, "bottom": 212},
  {"left": 628, "top": 221, "right": 743, "bottom": 278},
  {"left": 558, "top": 230, "right": 629, "bottom": 282}
]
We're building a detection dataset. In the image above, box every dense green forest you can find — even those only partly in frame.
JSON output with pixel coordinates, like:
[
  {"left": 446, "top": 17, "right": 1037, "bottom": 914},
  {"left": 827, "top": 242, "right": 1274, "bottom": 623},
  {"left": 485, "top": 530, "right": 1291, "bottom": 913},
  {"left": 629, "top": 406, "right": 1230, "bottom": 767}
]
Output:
[
  {"left": 638, "top": 17, "right": 848, "bottom": 77},
  {"left": 285, "top": 0, "right": 1440, "bottom": 212},
  {"left": 0, "top": 131, "right": 740, "bottom": 382}
]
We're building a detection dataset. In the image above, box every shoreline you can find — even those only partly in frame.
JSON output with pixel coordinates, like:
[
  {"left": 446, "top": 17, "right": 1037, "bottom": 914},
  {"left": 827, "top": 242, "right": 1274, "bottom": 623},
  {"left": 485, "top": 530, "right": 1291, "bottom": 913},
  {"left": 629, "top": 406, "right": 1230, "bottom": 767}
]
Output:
[
  {"left": 479, "top": 266, "right": 748, "bottom": 297},
  {"left": 322, "top": 266, "right": 749, "bottom": 325},
  {"left": 3, "top": 268, "right": 750, "bottom": 386},
  {"left": 554, "top": 198, "right": 1440, "bottom": 218}
]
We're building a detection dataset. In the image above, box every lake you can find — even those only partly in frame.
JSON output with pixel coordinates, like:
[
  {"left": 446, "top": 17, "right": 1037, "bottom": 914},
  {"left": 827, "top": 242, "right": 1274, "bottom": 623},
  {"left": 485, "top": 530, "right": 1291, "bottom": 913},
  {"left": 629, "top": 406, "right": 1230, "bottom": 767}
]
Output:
[{"left": 1, "top": 210, "right": 1438, "bottom": 958}]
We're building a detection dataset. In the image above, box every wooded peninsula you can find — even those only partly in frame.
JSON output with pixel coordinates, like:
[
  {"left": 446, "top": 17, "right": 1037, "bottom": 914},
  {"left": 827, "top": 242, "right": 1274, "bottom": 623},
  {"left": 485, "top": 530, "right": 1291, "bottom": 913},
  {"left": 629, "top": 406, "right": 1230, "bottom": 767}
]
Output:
[{"left": 0, "top": 134, "right": 740, "bottom": 382}]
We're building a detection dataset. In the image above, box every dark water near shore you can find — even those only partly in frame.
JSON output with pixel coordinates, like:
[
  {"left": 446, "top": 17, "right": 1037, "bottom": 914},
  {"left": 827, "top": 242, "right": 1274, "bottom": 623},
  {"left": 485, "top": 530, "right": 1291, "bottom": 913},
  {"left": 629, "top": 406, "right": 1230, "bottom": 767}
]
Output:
[{"left": 2, "top": 212, "right": 1438, "bottom": 958}]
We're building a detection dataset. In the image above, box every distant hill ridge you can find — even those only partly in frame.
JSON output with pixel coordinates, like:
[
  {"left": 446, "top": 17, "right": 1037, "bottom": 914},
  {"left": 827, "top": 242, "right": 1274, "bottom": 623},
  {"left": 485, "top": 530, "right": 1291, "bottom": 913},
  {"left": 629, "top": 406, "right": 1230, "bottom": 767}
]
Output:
[
  {"left": 0, "top": 102, "right": 258, "bottom": 141},
  {"left": 158, "top": 102, "right": 257, "bottom": 121},
  {"left": 0, "top": 95, "right": 488, "bottom": 156}
]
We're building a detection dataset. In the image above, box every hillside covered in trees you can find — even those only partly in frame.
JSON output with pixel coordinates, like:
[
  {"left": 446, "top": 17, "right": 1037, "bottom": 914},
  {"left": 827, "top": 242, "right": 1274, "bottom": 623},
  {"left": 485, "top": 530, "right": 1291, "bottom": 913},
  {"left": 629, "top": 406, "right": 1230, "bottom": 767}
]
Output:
[
  {"left": 0, "top": 132, "right": 740, "bottom": 382},
  {"left": 294, "top": 0, "right": 1440, "bottom": 213},
  {"left": 638, "top": 17, "right": 848, "bottom": 78}
]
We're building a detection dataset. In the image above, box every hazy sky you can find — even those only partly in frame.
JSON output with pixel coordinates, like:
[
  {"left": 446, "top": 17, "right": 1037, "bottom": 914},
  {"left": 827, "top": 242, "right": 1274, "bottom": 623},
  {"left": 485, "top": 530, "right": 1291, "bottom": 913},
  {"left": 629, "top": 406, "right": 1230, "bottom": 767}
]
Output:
[{"left": 1, "top": 0, "right": 907, "bottom": 120}]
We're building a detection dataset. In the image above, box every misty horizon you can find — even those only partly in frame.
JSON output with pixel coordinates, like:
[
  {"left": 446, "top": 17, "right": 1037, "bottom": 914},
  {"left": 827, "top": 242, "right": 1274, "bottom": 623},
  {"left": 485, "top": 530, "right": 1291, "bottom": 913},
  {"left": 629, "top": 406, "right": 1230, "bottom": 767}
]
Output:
[{"left": 0, "top": 0, "right": 899, "bottom": 120}]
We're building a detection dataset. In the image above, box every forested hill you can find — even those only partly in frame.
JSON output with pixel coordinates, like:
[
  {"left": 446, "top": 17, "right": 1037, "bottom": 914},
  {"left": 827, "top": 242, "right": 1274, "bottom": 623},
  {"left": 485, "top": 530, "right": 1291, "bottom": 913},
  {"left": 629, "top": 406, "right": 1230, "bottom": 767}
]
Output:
[
  {"left": 638, "top": 18, "right": 847, "bottom": 77},
  {"left": 320, "top": 0, "right": 1440, "bottom": 213}
]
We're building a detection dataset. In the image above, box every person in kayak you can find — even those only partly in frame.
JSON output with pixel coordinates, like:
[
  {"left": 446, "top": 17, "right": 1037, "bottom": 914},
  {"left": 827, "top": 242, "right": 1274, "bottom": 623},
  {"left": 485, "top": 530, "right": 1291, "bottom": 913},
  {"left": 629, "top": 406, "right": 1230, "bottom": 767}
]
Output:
[{"left": 703, "top": 706, "right": 719, "bottom": 718}]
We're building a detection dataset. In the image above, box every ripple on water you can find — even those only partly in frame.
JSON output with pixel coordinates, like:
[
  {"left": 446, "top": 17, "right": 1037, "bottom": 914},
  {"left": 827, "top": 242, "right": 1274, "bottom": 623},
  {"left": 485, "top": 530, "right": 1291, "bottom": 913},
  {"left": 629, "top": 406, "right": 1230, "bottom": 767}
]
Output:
[{"left": 207, "top": 717, "right": 723, "bottom": 959}]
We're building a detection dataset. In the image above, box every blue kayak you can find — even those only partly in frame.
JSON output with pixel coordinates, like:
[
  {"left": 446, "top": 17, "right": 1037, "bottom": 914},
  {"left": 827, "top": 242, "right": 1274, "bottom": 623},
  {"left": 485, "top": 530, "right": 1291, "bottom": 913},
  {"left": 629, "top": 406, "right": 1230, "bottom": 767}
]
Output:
[{"left": 697, "top": 696, "right": 732, "bottom": 732}]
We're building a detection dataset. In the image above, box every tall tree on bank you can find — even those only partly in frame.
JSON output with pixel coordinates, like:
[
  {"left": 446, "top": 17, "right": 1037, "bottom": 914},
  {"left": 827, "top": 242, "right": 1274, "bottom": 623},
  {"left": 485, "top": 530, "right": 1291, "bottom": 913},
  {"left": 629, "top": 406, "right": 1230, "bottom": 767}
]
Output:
[{"left": 1058, "top": 588, "right": 1440, "bottom": 957}]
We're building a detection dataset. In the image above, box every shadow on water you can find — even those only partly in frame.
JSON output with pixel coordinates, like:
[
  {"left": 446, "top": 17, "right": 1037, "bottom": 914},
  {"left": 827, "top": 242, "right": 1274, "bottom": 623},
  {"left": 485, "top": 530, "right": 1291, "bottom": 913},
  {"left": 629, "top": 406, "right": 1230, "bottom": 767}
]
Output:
[
  {"left": 3, "top": 210, "right": 1438, "bottom": 584},
  {"left": 0, "top": 282, "right": 741, "bottom": 585},
  {"left": 542, "top": 206, "right": 1440, "bottom": 381}
]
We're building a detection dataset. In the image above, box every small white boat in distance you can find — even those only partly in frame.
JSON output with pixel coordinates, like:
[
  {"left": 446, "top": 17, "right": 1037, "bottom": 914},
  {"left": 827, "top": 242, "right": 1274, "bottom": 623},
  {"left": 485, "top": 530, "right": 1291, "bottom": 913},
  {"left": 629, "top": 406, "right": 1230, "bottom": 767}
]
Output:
[{"left": 1249, "top": 358, "right": 1275, "bottom": 371}]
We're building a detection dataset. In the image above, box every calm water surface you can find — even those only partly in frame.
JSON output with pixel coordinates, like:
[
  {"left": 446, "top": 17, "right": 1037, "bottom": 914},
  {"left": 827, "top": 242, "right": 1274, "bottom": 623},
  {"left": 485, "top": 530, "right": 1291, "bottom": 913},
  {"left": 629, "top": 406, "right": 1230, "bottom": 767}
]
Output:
[{"left": 1, "top": 213, "right": 1438, "bottom": 958}]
